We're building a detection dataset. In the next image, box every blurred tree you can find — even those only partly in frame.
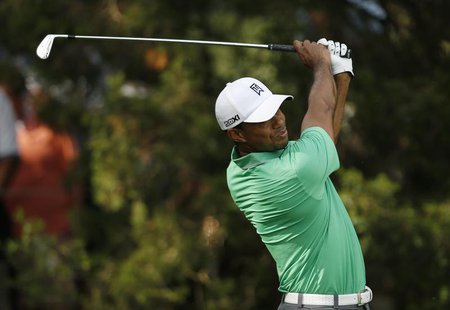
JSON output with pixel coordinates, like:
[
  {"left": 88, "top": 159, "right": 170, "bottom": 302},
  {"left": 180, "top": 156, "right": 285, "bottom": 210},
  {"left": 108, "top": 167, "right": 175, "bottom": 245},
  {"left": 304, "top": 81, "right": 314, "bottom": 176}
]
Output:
[
  {"left": 5, "top": 212, "right": 90, "bottom": 309},
  {"left": 339, "top": 169, "right": 449, "bottom": 309},
  {"left": 0, "top": 0, "right": 449, "bottom": 309},
  {"left": 340, "top": 0, "right": 450, "bottom": 201}
]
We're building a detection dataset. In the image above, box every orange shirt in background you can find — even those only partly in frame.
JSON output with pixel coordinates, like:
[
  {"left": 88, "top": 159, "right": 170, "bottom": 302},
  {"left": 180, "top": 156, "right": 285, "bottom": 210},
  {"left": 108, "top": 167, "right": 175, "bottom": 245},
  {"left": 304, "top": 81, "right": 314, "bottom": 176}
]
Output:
[{"left": 4, "top": 122, "right": 78, "bottom": 237}]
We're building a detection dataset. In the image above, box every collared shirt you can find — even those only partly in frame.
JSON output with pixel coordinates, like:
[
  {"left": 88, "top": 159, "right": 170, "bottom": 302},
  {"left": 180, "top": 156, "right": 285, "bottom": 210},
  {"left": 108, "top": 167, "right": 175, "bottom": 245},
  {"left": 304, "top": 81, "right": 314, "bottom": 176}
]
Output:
[{"left": 227, "top": 127, "right": 366, "bottom": 294}]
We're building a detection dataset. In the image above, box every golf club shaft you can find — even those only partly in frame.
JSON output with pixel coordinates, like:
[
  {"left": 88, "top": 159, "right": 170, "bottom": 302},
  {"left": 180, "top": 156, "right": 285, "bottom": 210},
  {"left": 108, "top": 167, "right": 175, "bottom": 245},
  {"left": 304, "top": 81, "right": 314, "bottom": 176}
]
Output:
[{"left": 61, "top": 34, "right": 296, "bottom": 52}]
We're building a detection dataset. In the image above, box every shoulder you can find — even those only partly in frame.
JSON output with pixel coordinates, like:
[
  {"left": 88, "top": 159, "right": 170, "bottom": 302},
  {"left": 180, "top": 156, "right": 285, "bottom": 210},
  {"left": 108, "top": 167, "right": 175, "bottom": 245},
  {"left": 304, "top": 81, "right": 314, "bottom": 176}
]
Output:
[
  {"left": 285, "top": 127, "right": 336, "bottom": 156},
  {"left": 300, "top": 127, "right": 334, "bottom": 144},
  {"left": 283, "top": 127, "right": 340, "bottom": 182}
]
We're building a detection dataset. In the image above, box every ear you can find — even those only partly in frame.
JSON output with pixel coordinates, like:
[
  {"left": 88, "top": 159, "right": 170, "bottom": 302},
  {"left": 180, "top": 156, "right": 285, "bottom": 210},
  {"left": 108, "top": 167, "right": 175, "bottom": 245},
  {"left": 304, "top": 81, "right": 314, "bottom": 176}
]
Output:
[{"left": 226, "top": 127, "right": 246, "bottom": 143}]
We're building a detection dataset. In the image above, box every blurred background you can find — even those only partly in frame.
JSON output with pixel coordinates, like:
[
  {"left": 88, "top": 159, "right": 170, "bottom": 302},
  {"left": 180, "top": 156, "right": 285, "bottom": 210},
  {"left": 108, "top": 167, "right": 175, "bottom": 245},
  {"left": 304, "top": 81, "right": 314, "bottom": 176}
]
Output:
[{"left": 0, "top": 0, "right": 449, "bottom": 309}]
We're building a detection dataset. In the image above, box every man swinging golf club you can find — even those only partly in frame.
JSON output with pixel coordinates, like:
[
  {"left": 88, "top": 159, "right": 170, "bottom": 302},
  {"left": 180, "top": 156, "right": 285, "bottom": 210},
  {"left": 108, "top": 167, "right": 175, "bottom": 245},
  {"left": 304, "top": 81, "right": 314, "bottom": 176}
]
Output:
[{"left": 215, "top": 38, "right": 372, "bottom": 309}]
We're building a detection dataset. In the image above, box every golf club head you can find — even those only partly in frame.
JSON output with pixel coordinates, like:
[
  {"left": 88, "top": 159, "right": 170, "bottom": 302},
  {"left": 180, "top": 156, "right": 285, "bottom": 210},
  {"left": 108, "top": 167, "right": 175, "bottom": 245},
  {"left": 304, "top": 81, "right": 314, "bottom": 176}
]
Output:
[{"left": 36, "top": 35, "right": 56, "bottom": 59}]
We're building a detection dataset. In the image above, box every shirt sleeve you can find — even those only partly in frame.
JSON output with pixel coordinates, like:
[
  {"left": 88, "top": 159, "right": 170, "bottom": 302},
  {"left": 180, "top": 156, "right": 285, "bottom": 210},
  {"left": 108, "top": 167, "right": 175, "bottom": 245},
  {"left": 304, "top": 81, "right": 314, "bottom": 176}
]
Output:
[
  {"left": 288, "top": 127, "right": 340, "bottom": 199},
  {"left": 0, "top": 92, "right": 18, "bottom": 158}
]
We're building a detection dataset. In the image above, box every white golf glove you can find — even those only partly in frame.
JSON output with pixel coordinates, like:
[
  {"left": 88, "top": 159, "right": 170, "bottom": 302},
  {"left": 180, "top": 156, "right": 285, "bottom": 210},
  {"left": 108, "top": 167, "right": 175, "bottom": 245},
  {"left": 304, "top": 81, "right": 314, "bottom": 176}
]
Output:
[{"left": 318, "top": 38, "right": 354, "bottom": 76}]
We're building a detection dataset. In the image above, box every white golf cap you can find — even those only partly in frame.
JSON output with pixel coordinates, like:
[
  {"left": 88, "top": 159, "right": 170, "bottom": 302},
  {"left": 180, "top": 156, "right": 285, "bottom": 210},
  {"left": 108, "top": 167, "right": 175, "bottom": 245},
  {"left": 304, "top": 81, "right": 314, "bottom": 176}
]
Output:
[{"left": 215, "top": 77, "right": 293, "bottom": 130}]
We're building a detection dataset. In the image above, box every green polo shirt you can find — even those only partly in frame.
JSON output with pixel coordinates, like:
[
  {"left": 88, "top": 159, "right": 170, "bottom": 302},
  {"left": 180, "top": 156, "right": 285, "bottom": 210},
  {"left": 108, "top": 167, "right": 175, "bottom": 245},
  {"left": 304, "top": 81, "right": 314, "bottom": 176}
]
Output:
[{"left": 226, "top": 127, "right": 366, "bottom": 294}]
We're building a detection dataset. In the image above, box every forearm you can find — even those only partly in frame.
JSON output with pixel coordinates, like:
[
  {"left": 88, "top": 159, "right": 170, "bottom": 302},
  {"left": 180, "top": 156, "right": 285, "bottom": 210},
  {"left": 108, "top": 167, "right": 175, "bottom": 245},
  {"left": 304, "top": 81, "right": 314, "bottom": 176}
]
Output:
[
  {"left": 311, "top": 65, "right": 337, "bottom": 117},
  {"left": 301, "top": 63, "right": 337, "bottom": 138},
  {"left": 332, "top": 72, "right": 352, "bottom": 141}
]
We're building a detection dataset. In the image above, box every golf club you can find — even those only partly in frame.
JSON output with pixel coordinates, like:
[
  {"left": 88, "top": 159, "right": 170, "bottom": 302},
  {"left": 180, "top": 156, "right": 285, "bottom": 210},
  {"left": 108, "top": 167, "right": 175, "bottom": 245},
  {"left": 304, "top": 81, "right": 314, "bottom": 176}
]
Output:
[{"left": 36, "top": 34, "right": 351, "bottom": 60}]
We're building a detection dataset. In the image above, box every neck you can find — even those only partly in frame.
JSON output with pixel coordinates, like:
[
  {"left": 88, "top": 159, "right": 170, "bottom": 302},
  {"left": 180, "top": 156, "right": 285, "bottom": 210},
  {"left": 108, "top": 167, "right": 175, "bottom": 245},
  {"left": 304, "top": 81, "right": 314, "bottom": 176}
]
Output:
[{"left": 236, "top": 143, "right": 252, "bottom": 157}]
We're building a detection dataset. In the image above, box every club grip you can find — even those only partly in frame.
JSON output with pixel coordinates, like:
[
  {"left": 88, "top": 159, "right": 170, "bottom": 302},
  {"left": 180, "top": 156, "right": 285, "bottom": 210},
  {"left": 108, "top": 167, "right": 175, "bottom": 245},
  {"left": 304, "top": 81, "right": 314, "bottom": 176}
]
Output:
[
  {"left": 268, "top": 44, "right": 352, "bottom": 58},
  {"left": 268, "top": 44, "right": 296, "bottom": 52}
]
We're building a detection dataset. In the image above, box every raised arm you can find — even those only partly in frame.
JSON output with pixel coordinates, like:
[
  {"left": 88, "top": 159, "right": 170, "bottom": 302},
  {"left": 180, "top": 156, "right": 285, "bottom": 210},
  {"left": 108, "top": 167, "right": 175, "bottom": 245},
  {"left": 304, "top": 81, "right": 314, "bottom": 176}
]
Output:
[
  {"left": 333, "top": 72, "right": 352, "bottom": 141},
  {"left": 295, "top": 38, "right": 354, "bottom": 143},
  {"left": 293, "top": 40, "right": 337, "bottom": 141}
]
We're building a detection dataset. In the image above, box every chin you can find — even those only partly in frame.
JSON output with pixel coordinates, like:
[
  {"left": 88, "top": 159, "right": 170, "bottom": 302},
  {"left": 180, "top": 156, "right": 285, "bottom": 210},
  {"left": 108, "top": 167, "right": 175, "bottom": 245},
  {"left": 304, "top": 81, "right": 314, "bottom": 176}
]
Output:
[{"left": 275, "top": 140, "right": 289, "bottom": 150}]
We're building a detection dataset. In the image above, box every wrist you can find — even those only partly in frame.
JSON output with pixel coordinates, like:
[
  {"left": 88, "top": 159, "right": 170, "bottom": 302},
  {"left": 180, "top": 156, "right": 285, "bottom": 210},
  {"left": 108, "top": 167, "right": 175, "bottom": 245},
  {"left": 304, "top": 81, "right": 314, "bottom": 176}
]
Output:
[
  {"left": 334, "top": 72, "right": 352, "bottom": 81},
  {"left": 313, "top": 60, "right": 332, "bottom": 77}
]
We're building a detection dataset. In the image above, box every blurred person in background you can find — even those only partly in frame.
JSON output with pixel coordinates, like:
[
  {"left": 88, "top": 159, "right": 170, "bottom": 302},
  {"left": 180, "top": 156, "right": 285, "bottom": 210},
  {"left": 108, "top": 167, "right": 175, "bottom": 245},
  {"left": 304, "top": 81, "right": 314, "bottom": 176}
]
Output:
[
  {"left": 3, "top": 83, "right": 80, "bottom": 239},
  {"left": 0, "top": 60, "right": 25, "bottom": 310},
  {"left": 0, "top": 61, "right": 24, "bottom": 238}
]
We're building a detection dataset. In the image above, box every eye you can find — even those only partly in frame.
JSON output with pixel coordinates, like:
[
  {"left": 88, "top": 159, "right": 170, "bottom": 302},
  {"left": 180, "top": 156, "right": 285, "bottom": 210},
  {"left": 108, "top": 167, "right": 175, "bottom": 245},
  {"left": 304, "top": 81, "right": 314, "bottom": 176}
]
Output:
[{"left": 256, "top": 121, "right": 271, "bottom": 129}]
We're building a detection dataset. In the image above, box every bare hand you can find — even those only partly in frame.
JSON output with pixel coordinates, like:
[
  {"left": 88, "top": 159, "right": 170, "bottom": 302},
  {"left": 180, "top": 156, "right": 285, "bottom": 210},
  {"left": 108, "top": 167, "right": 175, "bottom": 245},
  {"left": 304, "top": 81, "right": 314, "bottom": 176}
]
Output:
[{"left": 293, "top": 40, "right": 331, "bottom": 71}]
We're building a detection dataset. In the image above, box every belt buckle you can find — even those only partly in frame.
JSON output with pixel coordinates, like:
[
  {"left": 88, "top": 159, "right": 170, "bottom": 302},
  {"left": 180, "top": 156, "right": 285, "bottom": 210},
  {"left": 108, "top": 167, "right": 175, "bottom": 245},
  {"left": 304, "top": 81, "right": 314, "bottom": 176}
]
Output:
[{"left": 357, "top": 291, "right": 362, "bottom": 306}]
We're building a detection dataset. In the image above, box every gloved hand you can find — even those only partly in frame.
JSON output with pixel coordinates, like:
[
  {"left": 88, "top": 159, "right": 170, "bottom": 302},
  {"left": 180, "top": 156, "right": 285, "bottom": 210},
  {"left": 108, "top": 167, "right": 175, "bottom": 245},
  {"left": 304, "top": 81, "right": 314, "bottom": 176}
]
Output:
[{"left": 318, "top": 38, "right": 354, "bottom": 76}]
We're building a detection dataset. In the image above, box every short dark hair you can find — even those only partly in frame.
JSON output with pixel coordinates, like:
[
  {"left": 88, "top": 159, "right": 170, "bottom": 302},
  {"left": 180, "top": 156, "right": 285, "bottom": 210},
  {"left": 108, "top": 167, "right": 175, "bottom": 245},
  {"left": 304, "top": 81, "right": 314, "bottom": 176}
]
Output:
[{"left": 234, "top": 122, "right": 244, "bottom": 129}]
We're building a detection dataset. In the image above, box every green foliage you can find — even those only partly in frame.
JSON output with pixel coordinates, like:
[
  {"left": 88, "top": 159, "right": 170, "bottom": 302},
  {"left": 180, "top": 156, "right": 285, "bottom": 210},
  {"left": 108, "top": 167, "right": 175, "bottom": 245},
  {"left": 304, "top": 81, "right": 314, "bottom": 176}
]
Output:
[
  {"left": 5, "top": 211, "right": 90, "bottom": 309},
  {"left": 82, "top": 210, "right": 196, "bottom": 309},
  {"left": 339, "top": 169, "right": 450, "bottom": 309},
  {"left": 1, "top": 0, "right": 449, "bottom": 309}
]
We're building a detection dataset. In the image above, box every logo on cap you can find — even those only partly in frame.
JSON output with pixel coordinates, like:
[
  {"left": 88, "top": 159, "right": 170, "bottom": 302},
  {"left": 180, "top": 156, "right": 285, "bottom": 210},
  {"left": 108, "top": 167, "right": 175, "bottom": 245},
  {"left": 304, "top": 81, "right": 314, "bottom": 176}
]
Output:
[
  {"left": 224, "top": 114, "right": 240, "bottom": 128},
  {"left": 250, "top": 83, "right": 264, "bottom": 96}
]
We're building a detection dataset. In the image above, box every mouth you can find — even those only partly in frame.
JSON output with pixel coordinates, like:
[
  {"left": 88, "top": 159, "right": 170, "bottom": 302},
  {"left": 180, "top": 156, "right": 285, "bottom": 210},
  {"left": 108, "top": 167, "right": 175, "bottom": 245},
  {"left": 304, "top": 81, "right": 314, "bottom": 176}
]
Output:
[{"left": 276, "top": 127, "right": 288, "bottom": 139}]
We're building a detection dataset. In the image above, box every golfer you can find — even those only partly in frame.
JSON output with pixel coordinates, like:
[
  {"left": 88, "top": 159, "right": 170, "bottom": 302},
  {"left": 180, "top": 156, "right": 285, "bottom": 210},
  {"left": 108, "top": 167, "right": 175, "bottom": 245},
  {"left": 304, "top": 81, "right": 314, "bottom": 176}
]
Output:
[{"left": 215, "top": 39, "right": 372, "bottom": 309}]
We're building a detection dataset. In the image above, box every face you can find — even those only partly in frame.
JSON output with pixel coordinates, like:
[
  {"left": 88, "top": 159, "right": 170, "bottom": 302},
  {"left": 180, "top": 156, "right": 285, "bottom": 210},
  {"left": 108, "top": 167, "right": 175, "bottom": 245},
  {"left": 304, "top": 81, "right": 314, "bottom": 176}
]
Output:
[{"left": 229, "top": 109, "right": 289, "bottom": 155}]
